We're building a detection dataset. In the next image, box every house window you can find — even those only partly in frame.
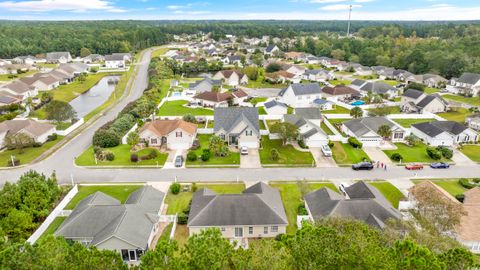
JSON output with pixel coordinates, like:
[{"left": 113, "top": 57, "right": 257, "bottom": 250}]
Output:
[
  {"left": 394, "top": 132, "right": 403, "bottom": 139},
  {"left": 235, "top": 227, "right": 243, "bottom": 237},
  {"left": 151, "top": 138, "right": 158, "bottom": 144},
  {"left": 264, "top": 227, "right": 268, "bottom": 234},
  {"left": 271, "top": 226, "right": 278, "bottom": 233},
  {"left": 249, "top": 227, "right": 253, "bottom": 234},
  {"left": 221, "top": 227, "right": 225, "bottom": 232},
  {"left": 246, "top": 130, "right": 253, "bottom": 136},
  {"left": 176, "top": 131, "right": 182, "bottom": 138},
  {"left": 220, "top": 134, "right": 225, "bottom": 140}
]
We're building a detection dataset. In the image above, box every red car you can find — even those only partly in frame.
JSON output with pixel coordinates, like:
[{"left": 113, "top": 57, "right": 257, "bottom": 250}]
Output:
[{"left": 405, "top": 163, "right": 424, "bottom": 170}]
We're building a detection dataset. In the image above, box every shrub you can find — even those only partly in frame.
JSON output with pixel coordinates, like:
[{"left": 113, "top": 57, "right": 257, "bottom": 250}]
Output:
[
  {"left": 104, "top": 151, "right": 115, "bottom": 161},
  {"left": 92, "top": 129, "right": 121, "bottom": 148},
  {"left": 298, "top": 140, "right": 308, "bottom": 149},
  {"left": 130, "top": 153, "right": 139, "bottom": 162},
  {"left": 455, "top": 194, "right": 465, "bottom": 202},
  {"left": 297, "top": 203, "right": 308, "bottom": 215},
  {"left": 192, "top": 183, "right": 198, "bottom": 192},
  {"left": 110, "top": 114, "right": 136, "bottom": 135},
  {"left": 177, "top": 212, "right": 188, "bottom": 225},
  {"left": 47, "top": 133, "right": 58, "bottom": 141},
  {"left": 32, "top": 142, "right": 42, "bottom": 148},
  {"left": 426, "top": 147, "right": 442, "bottom": 160},
  {"left": 187, "top": 151, "right": 197, "bottom": 162},
  {"left": 390, "top": 153, "right": 403, "bottom": 162},
  {"left": 473, "top": 178, "right": 480, "bottom": 184},
  {"left": 201, "top": 149, "right": 211, "bottom": 161},
  {"left": 270, "top": 148, "right": 279, "bottom": 161},
  {"left": 170, "top": 183, "right": 181, "bottom": 194},
  {"left": 437, "top": 146, "right": 453, "bottom": 159},
  {"left": 7, "top": 158, "right": 20, "bottom": 167},
  {"left": 328, "top": 141, "right": 334, "bottom": 148},
  {"left": 348, "top": 137, "right": 363, "bottom": 148},
  {"left": 459, "top": 178, "right": 475, "bottom": 189}
]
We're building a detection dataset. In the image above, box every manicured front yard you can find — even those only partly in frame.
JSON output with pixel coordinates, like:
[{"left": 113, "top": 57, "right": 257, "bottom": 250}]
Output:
[
  {"left": 322, "top": 105, "right": 351, "bottom": 114},
  {"left": 424, "top": 87, "right": 440, "bottom": 94},
  {"left": 0, "top": 136, "right": 63, "bottom": 167},
  {"left": 320, "top": 121, "right": 334, "bottom": 135},
  {"left": 460, "top": 145, "right": 480, "bottom": 163},
  {"left": 158, "top": 100, "right": 214, "bottom": 116},
  {"left": 266, "top": 120, "right": 280, "bottom": 130},
  {"left": 412, "top": 179, "right": 467, "bottom": 197},
  {"left": 260, "top": 136, "right": 315, "bottom": 166},
  {"left": 383, "top": 143, "right": 450, "bottom": 163},
  {"left": 330, "top": 79, "right": 352, "bottom": 86},
  {"left": 270, "top": 182, "right": 338, "bottom": 234},
  {"left": 50, "top": 73, "right": 117, "bottom": 102},
  {"left": 438, "top": 108, "right": 471, "bottom": 122},
  {"left": 246, "top": 79, "right": 286, "bottom": 89},
  {"left": 332, "top": 142, "right": 370, "bottom": 165},
  {"left": 392, "top": 118, "right": 436, "bottom": 128},
  {"left": 368, "top": 181, "right": 405, "bottom": 208},
  {"left": 65, "top": 184, "right": 143, "bottom": 210},
  {"left": 443, "top": 94, "right": 480, "bottom": 107},
  {"left": 186, "top": 134, "right": 240, "bottom": 167},
  {"left": 75, "top": 145, "right": 168, "bottom": 167}
]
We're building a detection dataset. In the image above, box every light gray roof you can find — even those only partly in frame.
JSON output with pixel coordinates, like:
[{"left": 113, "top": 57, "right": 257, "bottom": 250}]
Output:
[
  {"left": 343, "top": 117, "right": 400, "bottom": 137},
  {"left": 55, "top": 186, "right": 164, "bottom": 250},
  {"left": 189, "top": 78, "right": 222, "bottom": 90},
  {"left": 412, "top": 121, "right": 469, "bottom": 137},
  {"left": 403, "top": 89, "right": 424, "bottom": 99},
  {"left": 416, "top": 94, "right": 447, "bottom": 109},
  {"left": 305, "top": 181, "right": 401, "bottom": 229},
  {"left": 351, "top": 79, "right": 366, "bottom": 87},
  {"left": 188, "top": 182, "right": 288, "bottom": 227},
  {"left": 264, "top": 100, "right": 287, "bottom": 109},
  {"left": 0, "top": 119, "right": 54, "bottom": 137},
  {"left": 360, "top": 82, "right": 396, "bottom": 95},
  {"left": 304, "top": 69, "right": 328, "bottom": 75},
  {"left": 279, "top": 83, "right": 322, "bottom": 96},
  {"left": 457, "top": 73, "right": 480, "bottom": 85},
  {"left": 294, "top": 108, "right": 322, "bottom": 120},
  {"left": 105, "top": 54, "right": 125, "bottom": 61},
  {"left": 214, "top": 107, "right": 259, "bottom": 134},
  {"left": 46, "top": 52, "right": 71, "bottom": 61}
]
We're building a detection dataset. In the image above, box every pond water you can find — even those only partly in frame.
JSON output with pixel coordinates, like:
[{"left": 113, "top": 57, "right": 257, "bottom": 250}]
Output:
[{"left": 69, "top": 76, "right": 120, "bottom": 118}]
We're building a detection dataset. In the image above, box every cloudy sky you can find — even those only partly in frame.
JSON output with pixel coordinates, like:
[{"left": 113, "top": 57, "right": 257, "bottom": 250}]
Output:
[{"left": 0, "top": 0, "right": 479, "bottom": 20}]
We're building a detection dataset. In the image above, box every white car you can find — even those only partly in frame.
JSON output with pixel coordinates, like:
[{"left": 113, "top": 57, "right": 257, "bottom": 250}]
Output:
[
  {"left": 321, "top": 144, "right": 332, "bottom": 157},
  {"left": 240, "top": 146, "right": 248, "bottom": 155},
  {"left": 338, "top": 182, "right": 350, "bottom": 196}
]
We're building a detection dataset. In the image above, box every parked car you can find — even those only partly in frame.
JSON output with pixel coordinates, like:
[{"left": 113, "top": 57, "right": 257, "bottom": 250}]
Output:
[
  {"left": 430, "top": 162, "right": 450, "bottom": 169},
  {"left": 175, "top": 155, "right": 184, "bottom": 167},
  {"left": 352, "top": 162, "right": 374, "bottom": 171},
  {"left": 338, "top": 182, "right": 350, "bottom": 196},
  {"left": 321, "top": 144, "right": 332, "bottom": 157},
  {"left": 240, "top": 146, "right": 248, "bottom": 155},
  {"left": 405, "top": 163, "right": 424, "bottom": 170}
]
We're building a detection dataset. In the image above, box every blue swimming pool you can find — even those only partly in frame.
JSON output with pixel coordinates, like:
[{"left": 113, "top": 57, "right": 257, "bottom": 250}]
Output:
[{"left": 351, "top": 100, "right": 365, "bottom": 106}]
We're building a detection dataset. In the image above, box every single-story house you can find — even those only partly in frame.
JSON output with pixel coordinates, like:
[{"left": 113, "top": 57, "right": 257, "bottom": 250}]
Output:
[
  {"left": 342, "top": 117, "right": 406, "bottom": 147},
  {"left": 83, "top": 54, "right": 105, "bottom": 63},
  {"left": 354, "top": 66, "right": 373, "bottom": 76},
  {"left": 401, "top": 89, "right": 448, "bottom": 114},
  {"left": 264, "top": 44, "right": 280, "bottom": 56},
  {"left": 281, "top": 64, "right": 305, "bottom": 76},
  {"left": 188, "top": 182, "right": 288, "bottom": 238},
  {"left": 311, "top": 99, "right": 334, "bottom": 111},
  {"left": 0, "top": 81, "right": 37, "bottom": 100},
  {"left": 305, "top": 181, "right": 401, "bottom": 229},
  {"left": 55, "top": 186, "right": 165, "bottom": 263},
  {"left": 19, "top": 73, "right": 60, "bottom": 91},
  {"left": 138, "top": 119, "right": 197, "bottom": 150},
  {"left": 46, "top": 52, "right": 72, "bottom": 64},
  {"left": 188, "top": 78, "right": 223, "bottom": 94},
  {"left": 0, "top": 119, "right": 55, "bottom": 148},
  {"left": 284, "top": 109, "right": 329, "bottom": 148},
  {"left": 411, "top": 121, "right": 478, "bottom": 146},
  {"left": 222, "top": 55, "right": 242, "bottom": 66},
  {"left": 303, "top": 69, "right": 334, "bottom": 82},
  {"left": 105, "top": 55, "right": 126, "bottom": 69},
  {"left": 214, "top": 107, "right": 260, "bottom": 149},
  {"left": 213, "top": 70, "right": 248, "bottom": 87},
  {"left": 359, "top": 82, "right": 399, "bottom": 99},
  {"left": 112, "top": 53, "right": 132, "bottom": 62},
  {"left": 13, "top": 55, "right": 37, "bottom": 65},
  {"left": 457, "top": 187, "right": 480, "bottom": 253},
  {"left": 265, "top": 70, "right": 301, "bottom": 84},
  {"left": 466, "top": 114, "right": 480, "bottom": 131},
  {"left": 0, "top": 94, "right": 21, "bottom": 106},
  {"left": 321, "top": 85, "right": 360, "bottom": 101},
  {"left": 264, "top": 100, "right": 288, "bottom": 115},
  {"left": 278, "top": 83, "right": 323, "bottom": 108}
]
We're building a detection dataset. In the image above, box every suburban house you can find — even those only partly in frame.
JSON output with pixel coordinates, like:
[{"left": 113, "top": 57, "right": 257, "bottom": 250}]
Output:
[
  {"left": 466, "top": 114, "right": 480, "bottom": 131},
  {"left": 138, "top": 119, "right": 197, "bottom": 150},
  {"left": 265, "top": 70, "right": 301, "bottom": 84},
  {"left": 311, "top": 98, "right": 334, "bottom": 111},
  {"left": 401, "top": 89, "right": 448, "bottom": 114},
  {"left": 214, "top": 107, "right": 260, "bottom": 149},
  {"left": 264, "top": 100, "right": 288, "bottom": 115},
  {"left": 448, "top": 73, "right": 480, "bottom": 96},
  {"left": 48, "top": 69, "right": 74, "bottom": 84},
  {"left": 284, "top": 108, "right": 329, "bottom": 148},
  {"left": 0, "top": 81, "right": 37, "bottom": 100},
  {"left": 0, "top": 94, "right": 21, "bottom": 106},
  {"left": 354, "top": 66, "right": 373, "bottom": 76},
  {"left": 405, "top": 74, "right": 447, "bottom": 88},
  {"left": 281, "top": 64, "right": 306, "bottom": 76},
  {"left": 213, "top": 70, "right": 248, "bottom": 87},
  {"left": 187, "top": 182, "right": 288, "bottom": 239},
  {"left": 46, "top": 52, "right": 72, "bottom": 64},
  {"left": 411, "top": 121, "right": 478, "bottom": 146},
  {"left": 188, "top": 78, "right": 222, "bottom": 94},
  {"left": 303, "top": 69, "right": 335, "bottom": 82},
  {"left": 358, "top": 81, "right": 399, "bottom": 98},
  {"left": 264, "top": 44, "right": 280, "bottom": 56},
  {"left": 342, "top": 117, "right": 406, "bottom": 147},
  {"left": 222, "top": 55, "right": 242, "bottom": 66},
  {"left": 19, "top": 73, "right": 60, "bottom": 91},
  {"left": 284, "top": 51, "right": 306, "bottom": 61},
  {"left": 83, "top": 54, "right": 105, "bottom": 63},
  {"left": 393, "top": 70, "right": 414, "bottom": 82},
  {"left": 112, "top": 53, "right": 132, "bottom": 62},
  {"left": 278, "top": 83, "right": 323, "bottom": 108},
  {"left": 13, "top": 55, "right": 37, "bottom": 65},
  {"left": 193, "top": 89, "right": 247, "bottom": 107},
  {"left": 305, "top": 181, "right": 401, "bottom": 229},
  {"left": 0, "top": 119, "right": 55, "bottom": 148},
  {"left": 55, "top": 186, "right": 165, "bottom": 263},
  {"left": 321, "top": 85, "right": 360, "bottom": 101},
  {"left": 105, "top": 54, "right": 126, "bottom": 69}
]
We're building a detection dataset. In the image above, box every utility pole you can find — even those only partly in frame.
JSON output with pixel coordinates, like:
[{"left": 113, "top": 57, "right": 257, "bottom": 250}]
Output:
[{"left": 347, "top": 5, "right": 353, "bottom": 38}]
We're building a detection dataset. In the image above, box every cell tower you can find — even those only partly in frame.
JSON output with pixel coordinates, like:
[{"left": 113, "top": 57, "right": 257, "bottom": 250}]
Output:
[{"left": 347, "top": 5, "right": 352, "bottom": 38}]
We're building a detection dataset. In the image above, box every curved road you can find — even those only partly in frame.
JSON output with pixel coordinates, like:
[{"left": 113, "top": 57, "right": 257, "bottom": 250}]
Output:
[{"left": 1, "top": 50, "right": 480, "bottom": 185}]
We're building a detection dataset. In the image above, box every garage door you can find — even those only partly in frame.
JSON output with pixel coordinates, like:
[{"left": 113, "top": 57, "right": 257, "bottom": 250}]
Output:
[
  {"left": 306, "top": 140, "right": 327, "bottom": 148},
  {"left": 239, "top": 141, "right": 259, "bottom": 149},
  {"left": 360, "top": 139, "right": 381, "bottom": 147},
  {"left": 168, "top": 142, "right": 191, "bottom": 150}
]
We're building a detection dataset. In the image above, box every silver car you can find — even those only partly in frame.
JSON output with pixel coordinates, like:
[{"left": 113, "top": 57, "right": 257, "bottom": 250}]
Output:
[{"left": 174, "top": 155, "right": 184, "bottom": 167}]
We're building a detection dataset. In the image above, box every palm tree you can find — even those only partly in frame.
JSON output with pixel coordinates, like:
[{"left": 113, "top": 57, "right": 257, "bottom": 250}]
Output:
[{"left": 377, "top": 125, "right": 392, "bottom": 140}]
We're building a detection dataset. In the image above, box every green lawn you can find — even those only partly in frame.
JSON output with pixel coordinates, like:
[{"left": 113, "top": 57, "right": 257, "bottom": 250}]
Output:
[
  {"left": 424, "top": 87, "right": 440, "bottom": 94},
  {"left": 158, "top": 100, "right": 214, "bottom": 116},
  {"left": 352, "top": 75, "right": 379, "bottom": 80},
  {"left": 412, "top": 179, "right": 467, "bottom": 197},
  {"left": 186, "top": 135, "right": 240, "bottom": 167},
  {"left": 332, "top": 142, "right": 370, "bottom": 165},
  {"left": 75, "top": 145, "right": 168, "bottom": 167},
  {"left": 174, "top": 225, "right": 189, "bottom": 247},
  {"left": 327, "top": 118, "right": 350, "bottom": 125},
  {"left": 0, "top": 70, "right": 37, "bottom": 81},
  {"left": 246, "top": 80, "right": 287, "bottom": 89},
  {"left": 50, "top": 73, "right": 117, "bottom": 102},
  {"left": 368, "top": 181, "right": 405, "bottom": 208},
  {"left": 378, "top": 80, "right": 398, "bottom": 86},
  {"left": 65, "top": 185, "right": 143, "bottom": 210},
  {"left": 367, "top": 106, "right": 401, "bottom": 115},
  {"left": 249, "top": 97, "right": 267, "bottom": 105},
  {"left": 384, "top": 143, "right": 450, "bottom": 163},
  {"left": 320, "top": 121, "right": 334, "bottom": 135},
  {"left": 335, "top": 71, "right": 354, "bottom": 76},
  {"left": 0, "top": 136, "right": 63, "bottom": 167},
  {"left": 39, "top": 217, "right": 66, "bottom": 240},
  {"left": 322, "top": 106, "right": 351, "bottom": 114},
  {"left": 443, "top": 94, "right": 480, "bottom": 107},
  {"left": 460, "top": 145, "right": 480, "bottom": 163},
  {"left": 330, "top": 79, "right": 352, "bottom": 86},
  {"left": 438, "top": 108, "right": 471, "bottom": 122},
  {"left": 392, "top": 118, "right": 436, "bottom": 128},
  {"left": 259, "top": 120, "right": 267, "bottom": 130},
  {"left": 257, "top": 106, "right": 267, "bottom": 115},
  {"left": 165, "top": 183, "right": 246, "bottom": 215},
  {"left": 270, "top": 182, "right": 338, "bottom": 234},
  {"left": 159, "top": 223, "right": 173, "bottom": 242},
  {"left": 151, "top": 47, "right": 170, "bottom": 58},
  {"left": 260, "top": 136, "right": 314, "bottom": 166},
  {"left": 206, "top": 120, "right": 214, "bottom": 128},
  {"left": 266, "top": 120, "right": 280, "bottom": 130}
]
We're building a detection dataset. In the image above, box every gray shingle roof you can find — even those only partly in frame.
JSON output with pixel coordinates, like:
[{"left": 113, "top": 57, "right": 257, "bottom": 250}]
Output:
[
  {"left": 412, "top": 121, "right": 469, "bottom": 137},
  {"left": 351, "top": 79, "right": 366, "bottom": 87},
  {"left": 279, "top": 83, "right": 322, "bottom": 96},
  {"left": 343, "top": 117, "right": 400, "bottom": 137},
  {"left": 189, "top": 78, "right": 222, "bottom": 90},
  {"left": 264, "top": 100, "right": 287, "bottom": 109},
  {"left": 403, "top": 89, "right": 424, "bottom": 99},
  {"left": 458, "top": 73, "right": 480, "bottom": 85},
  {"left": 105, "top": 54, "right": 125, "bottom": 61},
  {"left": 294, "top": 108, "right": 322, "bottom": 120},
  {"left": 214, "top": 107, "right": 259, "bottom": 134},
  {"left": 188, "top": 182, "right": 288, "bottom": 227},
  {"left": 360, "top": 82, "right": 396, "bottom": 95},
  {"left": 415, "top": 94, "right": 447, "bottom": 109}
]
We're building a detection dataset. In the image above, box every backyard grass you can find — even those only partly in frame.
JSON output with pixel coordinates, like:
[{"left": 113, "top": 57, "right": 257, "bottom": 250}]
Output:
[
  {"left": 392, "top": 118, "right": 436, "bottom": 128},
  {"left": 331, "top": 142, "right": 370, "bottom": 165},
  {"left": 320, "top": 121, "right": 334, "bottom": 135},
  {"left": 39, "top": 217, "right": 66, "bottom": 240},
  {"left": 0, "top": 136, "right": 63, "bottom": 167},
  {"left": 412, "top": 179, "right": 467, "bottom": 197},
  {"left": 368, "top": 181, "right": 405, "bottom": 208},
  {"left": 460, "top": 145, "right": 480, "bottom": 163},
  {"left": 249, "top": 97, "right": 267, "bottom": 105},
  {"left": 159, "top": 223, "right": 173, "bottom": 242},
  {"left": 438, "top": 108, "right": 471, "bottom": 122},
  {"left": 65, "top": 184, "right": 143, "bottom": 210},
  {"left": 270, "top": 182, "right": 338, "bottom": 234},
  {"left": 259, "top": 136, "right": 314, "bottom": 166},
  {"left": 158, "top": 100, "right": 214, "bottom": 116},
  {"left": 378, "top": 80, "right": 398, "bottom": 86},
  {"left": 266, "top": 120, "right": 280, "bottom": 130},
  {"left": 258, "top": 106, "right": 267, "bottom": 115},
  {"left": 330, "top": 79, "right": 352, "bottom": 86},
  {"left": 0, "top": 70, "right": 37, "bottom": 81},
  {"left": 443, "top": 94, "right": 480, "bottom": 107},
  {"left": 259, "top": 120, "right": 266, "bottom": 130},
  {"left": 50, "top": 73, "right": 117, "bottom": 102},
  {"left": 246, "top": 79, "right": 286, "bottom": 89},
  {"left": 327, "top": 118, "right": 350, "bottom": 125},
  {"left": 206, "top": 120, "right": 214, "bottom": 128},
  {"left": 75, "top": 145, "right": 168, "bottom": 167},
  {"left": 151, "top": 47, "right": 170, "bottom": 58},
  {"left": 322, "top": 105, "right": 351, "bottom": 114},
  {"left": 186, "top": 134, "right": 240, "bottom": 167},
  {"left": 174, "top": 225, "right": 189, "bottom": 247},
  {"left": 383, "top": 143, "right": 450, "bottom": 163},
  {"left": 367, "top": 106, "right": 401, "bottom": 114},
  {"left": 424, "top": 87, "right": 440, "bottom": 94}
]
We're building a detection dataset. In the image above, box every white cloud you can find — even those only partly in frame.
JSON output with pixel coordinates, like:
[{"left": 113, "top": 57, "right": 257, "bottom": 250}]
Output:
[
  {"left": 310, "top": 0, "right": 345, "bottom": 3},
  {"left": 0, "top": 0, "right": 123, "bottom": 12},
  {"left": 167, "top": 5, "right": 184, "bottom": 10},
  {"left": 320, "top": 4, "right": 361, "bottom": 10}
]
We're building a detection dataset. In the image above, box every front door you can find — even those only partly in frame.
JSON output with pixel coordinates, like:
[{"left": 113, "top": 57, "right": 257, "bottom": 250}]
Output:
[
  {"left": 128, "top": 250, "right": 137, "bottom": 261},
  {"left": 161, "top": 136, "right": 167, "bottom": 144},
  {"left": 235, "top": 227, "right": 243, "bottom": 237},
  {"left": 230, "top": 135, "right": 238, "bottom": 145}
]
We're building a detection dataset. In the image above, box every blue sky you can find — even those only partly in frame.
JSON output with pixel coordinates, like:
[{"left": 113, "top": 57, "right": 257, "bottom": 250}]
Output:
[{"left": 0, "top": 0, "right": 479, "bottom": 20}]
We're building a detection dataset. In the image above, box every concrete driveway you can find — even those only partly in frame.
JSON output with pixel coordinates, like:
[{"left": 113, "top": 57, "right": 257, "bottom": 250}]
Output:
[
  {"left": 240, "top": 149, "right": 262, "bottom": 168},
  {"left": 310, "top": 148, "right": 337, "bottom": 167},
  {"left": 163, "top": 150, "right": 186, "bottom": 169},
  {"left": 363, "top": 147, "right": 393, "bottom": 165},
  {"left": 452, "top": 149, "right": 477, "bottom": 166}
]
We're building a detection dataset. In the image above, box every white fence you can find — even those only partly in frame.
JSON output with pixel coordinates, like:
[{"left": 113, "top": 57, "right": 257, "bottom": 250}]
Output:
[
  {"left": 387, "top": 113, "right": 445, "bottom": 121},
  {"left": 197, "top": 128, "right": 214, "bottom": 134},
  {"left": 169, "top": 214, "right": 178, "bottom": 240},
  {"left": 27, "top": 185, "right": 79, "bottom": 244},
  {"left": 122, "top": 123, "right": 138, "bottom": 144},
  {"left": 56, "top": 118, "right": 85, "bottom": 136}
]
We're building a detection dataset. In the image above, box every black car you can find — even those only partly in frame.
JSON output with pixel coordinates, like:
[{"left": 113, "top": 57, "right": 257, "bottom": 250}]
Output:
[
  {"left": 430, "top": 162, "right": 450, "bottom": 169},
  {"left": 352, "top": 162, "right": 374, "bottom": 171}
]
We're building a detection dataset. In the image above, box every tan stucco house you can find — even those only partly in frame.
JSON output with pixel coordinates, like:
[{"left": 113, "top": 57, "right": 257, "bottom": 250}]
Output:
[{"left": 138, "top": 119, "right": 197, "bottom": 150}]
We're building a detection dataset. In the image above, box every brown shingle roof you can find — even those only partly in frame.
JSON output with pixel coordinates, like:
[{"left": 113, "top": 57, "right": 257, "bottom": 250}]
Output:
[
  {"left": 458, "top": 188, "right": 480, "bottom": 242},
  {"left": 0, "top": 119, "right": 55, "bottom": 137},
  {"left": 220, "top": 70, "right": 245, "bottom": 79},
  {"left": 139, "top": 119, "right": 197, "bottom": 137},
  {"left": 194, "top": 91, "right": 232, "bottom": 103},
  {"left": 322, "top": 85, "right": 359, "bottom": 96}
]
